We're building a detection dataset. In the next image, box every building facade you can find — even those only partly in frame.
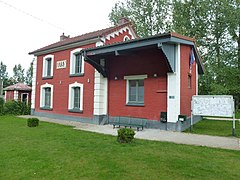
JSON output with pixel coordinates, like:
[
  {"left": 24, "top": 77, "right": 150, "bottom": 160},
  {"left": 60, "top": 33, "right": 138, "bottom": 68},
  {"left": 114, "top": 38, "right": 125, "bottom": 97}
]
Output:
[
  {"left": 29, "top": 19, "right": 137, "bottom": 124},
  {"left": 29, "top": 20, "right": 203, "bottom": 131}
]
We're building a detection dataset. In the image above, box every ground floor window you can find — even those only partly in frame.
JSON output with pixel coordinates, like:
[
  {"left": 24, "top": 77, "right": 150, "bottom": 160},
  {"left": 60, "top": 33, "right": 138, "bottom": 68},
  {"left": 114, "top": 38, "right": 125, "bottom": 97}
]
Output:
[
  {"left": 68, "top": 82, "right": 83, "bottom": 112},
  {"left": 188, "top": 74, "right": 192, "bottom": 89},
  {"left": 129, "top": 79, "right": 144, "bottom": 103},
  {"left": 21, "top": 93, "right": 28, "bottom": 104},
  {"left": 40, "top": 83, "right": 53, "bottom": 110},
  {"left": 124, "top": 75, "right": 147, "bottom": 106}
]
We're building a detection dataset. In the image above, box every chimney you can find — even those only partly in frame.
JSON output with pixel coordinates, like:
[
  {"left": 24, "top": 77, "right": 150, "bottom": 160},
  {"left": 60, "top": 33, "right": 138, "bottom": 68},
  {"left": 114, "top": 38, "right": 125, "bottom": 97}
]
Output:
[
  {"left": 117, "top": 17, "right": 129, "bottom": 25},
  {"left": 60, "top": 33, "right": 70, "bottom": 41}
]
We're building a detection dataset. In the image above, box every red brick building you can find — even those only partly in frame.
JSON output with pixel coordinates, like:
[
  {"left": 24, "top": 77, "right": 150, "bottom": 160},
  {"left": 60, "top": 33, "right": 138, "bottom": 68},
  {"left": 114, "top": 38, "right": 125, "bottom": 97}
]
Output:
[
  {"left": 29, "top": 20, "right": 203, "bottom": 131},
  {"left": 4, "top": 83, "right": 31, "bottom": 104}
]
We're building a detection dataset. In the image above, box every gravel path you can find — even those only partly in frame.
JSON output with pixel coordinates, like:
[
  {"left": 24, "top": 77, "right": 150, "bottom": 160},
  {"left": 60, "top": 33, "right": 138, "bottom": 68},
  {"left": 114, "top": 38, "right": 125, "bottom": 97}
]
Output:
[{"left": 20, "top": 115, "right": 240, "bottom": 151}]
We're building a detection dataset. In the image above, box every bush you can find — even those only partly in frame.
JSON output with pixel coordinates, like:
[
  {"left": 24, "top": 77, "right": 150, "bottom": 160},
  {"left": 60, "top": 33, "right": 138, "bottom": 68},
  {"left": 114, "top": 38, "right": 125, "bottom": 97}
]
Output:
[
  {"left": 0, "top": 97, "right": 4, "bottom": 115},
  {"left": 19, "top": 102, "right": 31, "bottom": 115},
  {"left": 117, "top": 128, "right": 135, "bottom": 143},
  {"left": 27, "top": 118, "right": 39, "bottom": 127},
  {"left": 4, "top": 100, "right": 22, "bottom": 115},
  {"left": 3, "top": 100, "right": 30, "bottom": 115}
]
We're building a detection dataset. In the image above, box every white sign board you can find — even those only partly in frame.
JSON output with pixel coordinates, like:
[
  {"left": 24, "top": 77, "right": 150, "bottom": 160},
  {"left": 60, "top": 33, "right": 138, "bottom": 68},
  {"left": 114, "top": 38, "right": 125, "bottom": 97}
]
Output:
[
  {"left": 192, "top": 95, "right": 234, "bottom": 117},
  {"left": 56, "top": 60, "right": 67, "bottom": 69}
]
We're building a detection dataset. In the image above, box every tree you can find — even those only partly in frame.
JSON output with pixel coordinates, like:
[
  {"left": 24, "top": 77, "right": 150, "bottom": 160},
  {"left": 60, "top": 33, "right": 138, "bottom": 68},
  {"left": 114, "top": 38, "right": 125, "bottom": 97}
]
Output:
[
  {"left": 25, "top": 61, "right": 33, "bottom": 86},
  {"left": 109, "top": 0, "right": 172, "bottom": 37},
  {"left": 172, "top": 0, "right": 240, "bottom": 108},
  {"left": 0, "top": 61, "right": 10, "bottom": 88},
  {"left": 13, "top": 64, "right": 25, "bottom": 83}
]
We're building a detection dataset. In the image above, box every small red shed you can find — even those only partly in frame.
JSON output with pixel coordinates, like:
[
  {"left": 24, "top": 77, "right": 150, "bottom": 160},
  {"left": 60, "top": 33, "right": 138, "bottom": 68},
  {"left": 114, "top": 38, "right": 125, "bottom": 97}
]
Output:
[{"left": 4, "top": 83, "right": 32, "bottom": 104}]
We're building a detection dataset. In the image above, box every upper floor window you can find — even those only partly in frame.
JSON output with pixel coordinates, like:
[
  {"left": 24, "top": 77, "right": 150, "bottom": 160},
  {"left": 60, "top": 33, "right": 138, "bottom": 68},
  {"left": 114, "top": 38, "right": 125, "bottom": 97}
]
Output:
[
  {"left": 70, "top": 48, "right": 84, "bottom": 76},
  {"left": 42, "top": 55, "right": 54, "bottom": 78},
  {"left": 40, "top": 83, "right": 53, "bottom": 110},
  {"left": 124, "top": 75, "right": 147, "bottom": 106}
]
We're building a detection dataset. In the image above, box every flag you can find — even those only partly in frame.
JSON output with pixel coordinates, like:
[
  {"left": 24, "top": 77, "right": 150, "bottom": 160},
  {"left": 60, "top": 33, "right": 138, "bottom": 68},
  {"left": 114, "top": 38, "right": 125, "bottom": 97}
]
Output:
[{"left": 189, "top": 48, "right": 195, "bottom": 73}]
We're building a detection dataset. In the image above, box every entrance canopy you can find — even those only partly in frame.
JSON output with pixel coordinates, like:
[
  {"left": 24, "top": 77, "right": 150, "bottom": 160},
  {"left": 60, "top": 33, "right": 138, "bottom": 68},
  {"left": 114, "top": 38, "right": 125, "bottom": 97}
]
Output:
[{"left": 82, "top": 32, "right": 204, "bottom": 77}]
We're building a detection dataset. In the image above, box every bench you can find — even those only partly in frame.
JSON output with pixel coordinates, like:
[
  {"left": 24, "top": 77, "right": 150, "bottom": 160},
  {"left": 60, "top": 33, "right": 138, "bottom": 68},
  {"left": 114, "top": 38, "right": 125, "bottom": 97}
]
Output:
[{"left": 109, "top": 117, "right": 147, "bottom": 131}]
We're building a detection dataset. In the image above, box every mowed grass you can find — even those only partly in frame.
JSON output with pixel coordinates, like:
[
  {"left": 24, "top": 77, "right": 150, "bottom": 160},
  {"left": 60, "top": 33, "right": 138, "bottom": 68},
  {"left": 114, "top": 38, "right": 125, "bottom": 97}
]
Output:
[
  {"left": 1, "top": 116, "right": 240, "bottom": 179},
  {"left": 185, "top": 119, "right": 240, "bottom": 138},
  {"left": 236, "top": 110, "right": 240, "bottom": 119}
]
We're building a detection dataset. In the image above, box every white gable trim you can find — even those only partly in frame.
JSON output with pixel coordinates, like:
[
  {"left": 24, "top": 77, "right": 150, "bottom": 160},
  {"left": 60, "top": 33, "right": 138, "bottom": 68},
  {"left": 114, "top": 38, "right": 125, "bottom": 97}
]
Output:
[{"left": 105, "top": 26, "right": 136, "bottom": 41}]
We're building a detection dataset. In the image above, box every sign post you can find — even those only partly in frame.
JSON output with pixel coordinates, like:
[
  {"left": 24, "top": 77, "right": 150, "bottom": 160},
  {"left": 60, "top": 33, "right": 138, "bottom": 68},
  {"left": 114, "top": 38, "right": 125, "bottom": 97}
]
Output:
[{"left": 191, "top": 95, "right": 235, "bottom": 136}]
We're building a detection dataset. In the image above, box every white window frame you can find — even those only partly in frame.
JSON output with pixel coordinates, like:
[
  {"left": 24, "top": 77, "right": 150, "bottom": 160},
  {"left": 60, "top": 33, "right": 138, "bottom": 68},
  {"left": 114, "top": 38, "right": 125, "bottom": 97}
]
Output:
[
  {"left": 40, "top": 83, "right": 53, "bottom": 109},
  {"left": 124, "top": 74, "right": 147, "bottom": 105},
  {"left": 68, "top": 82, "right": 83, "bottom": 112},
  {"left": 123, "top": 35, "right": 130, "bottom": 41},
  {"left": 42, "top": 54, "right": 54, "bottom": 78},
  {"left": 70, "top": 48, "right": 84, "bottom": 75}
]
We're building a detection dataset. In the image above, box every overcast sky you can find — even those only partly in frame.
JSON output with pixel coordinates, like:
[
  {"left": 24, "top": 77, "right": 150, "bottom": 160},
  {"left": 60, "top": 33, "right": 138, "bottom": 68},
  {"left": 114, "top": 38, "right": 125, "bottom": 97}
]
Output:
[{"left": 0, "top": 0, "right": 120, "bottom": 75}]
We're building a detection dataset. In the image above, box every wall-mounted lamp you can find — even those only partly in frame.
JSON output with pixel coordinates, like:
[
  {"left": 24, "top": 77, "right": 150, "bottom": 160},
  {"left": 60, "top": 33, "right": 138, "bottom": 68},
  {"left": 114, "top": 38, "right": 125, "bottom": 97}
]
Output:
[
  {"left": 153, "top": 73, "right": 158, "bottom": 78},
  {"left": 114, "top": 76, "right": 118, "bottom": 80}
]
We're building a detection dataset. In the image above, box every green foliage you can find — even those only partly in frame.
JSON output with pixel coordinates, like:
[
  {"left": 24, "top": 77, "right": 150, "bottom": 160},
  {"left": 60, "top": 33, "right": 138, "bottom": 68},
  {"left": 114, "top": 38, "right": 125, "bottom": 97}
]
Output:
[
  {"left": 4, "top": 100, "right": 21, "bottom": 115},
  {"left": 0, "top": 61, "right": 10, "bottom": 88},
  {"left": 117, "top": 128, "right": 135, "bottom": 143},
  {"left": 25, "top": 61, "right": 33, "bottom": 86},
  {"left": 0, "top": 97, "right": 4, "bottom": 115},
  {"left": 109, "top": 0, "right": 172, "bottom": 37},
  {"left": 172, "top": 0, "right": 240, "bottom": 109},
  {"left": 27, "top": 118, "right": 39, "bottom": 127},
  {"left": 13, "top": 64, "right": 25, "bottom": 83},
  {"left": 4, "top": 100, "right": 30, "bottom": 115}
]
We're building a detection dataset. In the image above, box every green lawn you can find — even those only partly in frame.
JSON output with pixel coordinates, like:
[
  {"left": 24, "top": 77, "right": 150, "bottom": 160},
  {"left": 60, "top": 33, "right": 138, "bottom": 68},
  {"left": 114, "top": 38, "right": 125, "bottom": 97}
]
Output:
[
  {"left": 1, "top": 116, "right": 240, "bottom": 179},
  {"left": 185, "top": 119, "right": 240, "bottom": 138},
  {"left": 236, "top": 110, "right": 240, "bottom": 119}
]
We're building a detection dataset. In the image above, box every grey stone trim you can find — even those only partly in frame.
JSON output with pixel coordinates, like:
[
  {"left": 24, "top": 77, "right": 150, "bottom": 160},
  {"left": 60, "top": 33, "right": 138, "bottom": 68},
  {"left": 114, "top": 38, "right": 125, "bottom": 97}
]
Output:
[
  {"left": 93, "top": 115, "right": 108, "bottom": 125},
  {"left": 69, "top": 73, "right": 84, "bottom": 77},
  {"left": 42, "top": 76, "right": 53, "bottom": 80},
  {"left": 108, "top": 115, "right": 202, "bottom": 132},
  {"left": 32, "top": 111, "right": 94, "bottom": 124},
  {"left": 68, "top": 109, "right": 83, "bottom": 113},
  {"left": 31, "top": 108, "right": 35, "bottom": 115}
]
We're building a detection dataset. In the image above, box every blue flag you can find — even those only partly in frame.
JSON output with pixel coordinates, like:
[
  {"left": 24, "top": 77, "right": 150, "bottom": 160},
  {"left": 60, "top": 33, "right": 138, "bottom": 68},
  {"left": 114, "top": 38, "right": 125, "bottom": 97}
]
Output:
[{"left": 190, "top": 48, "right": 195, "bottom": 66}]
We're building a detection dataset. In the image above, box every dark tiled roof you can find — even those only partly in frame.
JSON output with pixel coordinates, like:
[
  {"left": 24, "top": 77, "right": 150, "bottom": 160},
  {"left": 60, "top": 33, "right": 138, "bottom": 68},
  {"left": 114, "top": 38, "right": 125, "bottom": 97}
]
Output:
[
  {"left": 4, "top": 83, "right": 32, "bottom": 91},
  {"left": 29, "top": 21, "right": 132, "bottom": 55},
  {"left": 84, "top": 32, "right": 196, "bottom": 52}
]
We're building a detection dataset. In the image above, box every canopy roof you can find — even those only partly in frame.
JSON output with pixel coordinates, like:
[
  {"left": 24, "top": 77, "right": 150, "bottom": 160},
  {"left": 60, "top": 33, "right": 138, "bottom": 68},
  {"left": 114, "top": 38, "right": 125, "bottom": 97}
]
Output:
[{"left": 83, "top": 32, "right": 204, "bottom": 77}]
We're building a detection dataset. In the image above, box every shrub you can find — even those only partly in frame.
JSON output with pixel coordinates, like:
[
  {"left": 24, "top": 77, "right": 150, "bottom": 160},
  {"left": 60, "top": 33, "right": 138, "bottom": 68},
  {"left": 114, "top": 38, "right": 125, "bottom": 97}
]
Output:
[
  {"left": 27, "top": 118, "right": 39, "bottom": 127},
  {"left": 3, "top": 100, "right": 31, "bottom": 115},
  {"left": 117, "top": 128, "right": 135, "bottom": 143},
  {"left": 4, "top": 100, "right": 22, "bottom": 115},
  {"left": 0, "top": 97, "right": 4, "bottom": 115},
  {"left": 19, "top": 102, "right": 31, "bottom": 115}
]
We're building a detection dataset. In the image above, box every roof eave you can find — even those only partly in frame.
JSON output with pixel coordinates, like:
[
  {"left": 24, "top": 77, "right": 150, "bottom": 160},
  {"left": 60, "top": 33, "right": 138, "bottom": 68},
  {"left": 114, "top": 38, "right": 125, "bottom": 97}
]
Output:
[{"left": 29, "top": 37, "right": 100, "bottom": 56}]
